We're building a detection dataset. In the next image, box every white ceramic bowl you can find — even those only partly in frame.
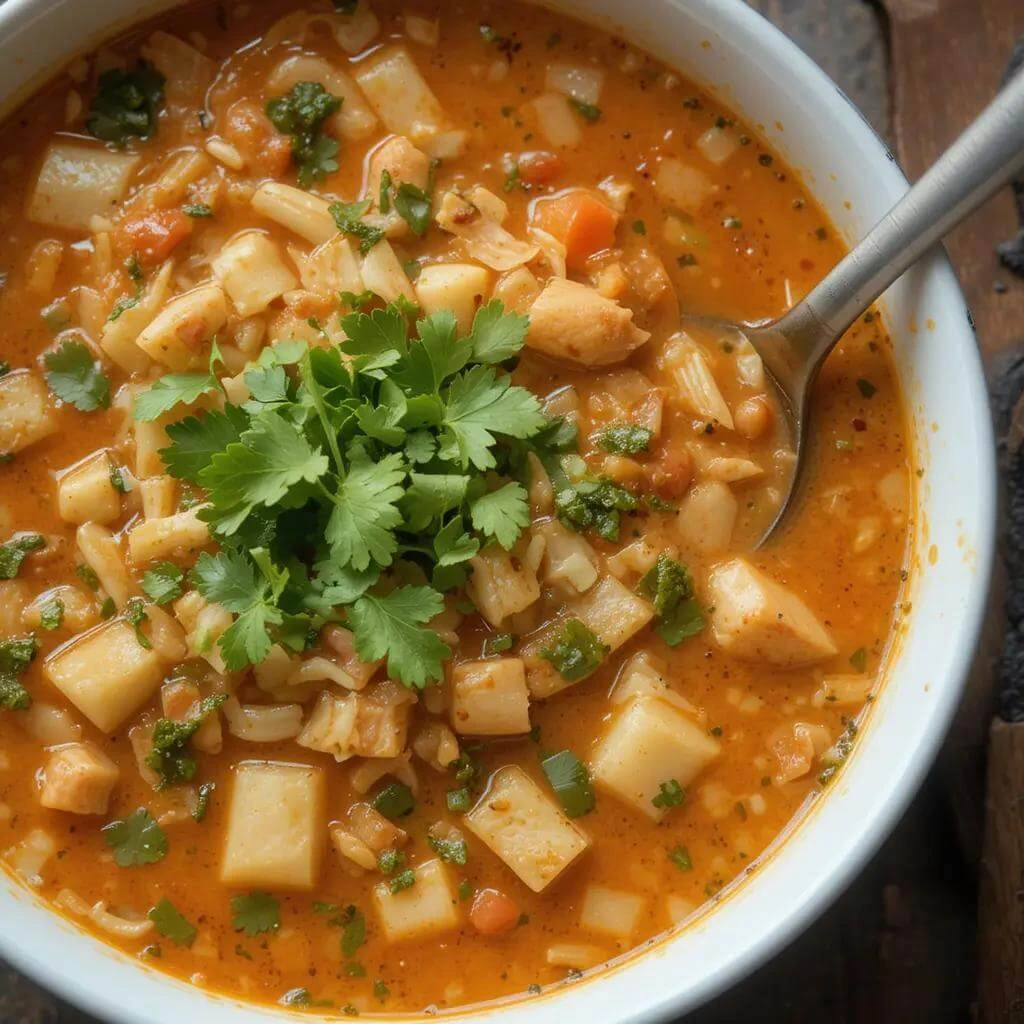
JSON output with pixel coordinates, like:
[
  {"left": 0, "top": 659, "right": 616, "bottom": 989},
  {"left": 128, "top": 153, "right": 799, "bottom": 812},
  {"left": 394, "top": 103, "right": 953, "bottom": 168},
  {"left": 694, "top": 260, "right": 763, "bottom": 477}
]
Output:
[{"left": 0, "top": 0, "right": 996, "bottom": 1021}]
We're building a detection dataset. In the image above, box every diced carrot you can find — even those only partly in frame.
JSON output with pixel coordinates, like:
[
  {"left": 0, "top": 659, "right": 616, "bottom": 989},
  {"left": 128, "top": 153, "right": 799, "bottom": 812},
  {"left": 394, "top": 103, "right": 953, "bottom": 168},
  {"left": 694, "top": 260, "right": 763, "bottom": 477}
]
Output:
[
  {"left": 469, "top": 888, "right": 521, "bottom": 936},
  {"left": 118, "top": 209, "right": 193, "bottom": 267},
  {"left": 517, "top": 150, "right": 564, "bottom": 186},
  {"left": 532, "top": 189, "right": 619, "bottom": 271}
]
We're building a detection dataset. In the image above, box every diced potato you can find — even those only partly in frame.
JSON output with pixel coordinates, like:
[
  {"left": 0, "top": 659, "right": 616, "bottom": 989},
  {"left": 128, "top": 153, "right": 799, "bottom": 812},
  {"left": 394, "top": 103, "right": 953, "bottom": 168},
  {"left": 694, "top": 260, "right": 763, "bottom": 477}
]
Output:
[
  {"left": 138, "top": 476, "right": 176, "bottom": 520},
  {"left": 296, "top": 687, "right": 411, "bottom": 761},
  {"left": 267, "top": 54, "right": 377, "bottom": 141},
  {"left": 465, "top": 765, "right": 589, "bottom": 892},
  {"left": 100, "top": 263, "right": 173, "bottom": 374},
  {"left": 527, "top": 278, "right": 650, "bottom": 367},
  {"left": 676, "top": 481, "right": 737, "bottom": 555},
  {"left": 534, "top": 519, "right": 599, "bottom": 595},
  {"left": 211, "top": 231, "right": 298, "bottom": 317},
  {"left": 28, "top": 142, "right": 140, "bottom": 231},
  {"left": 135, "top": 282, "right": 228, "bottom": 370},
  {"left": 19, "top": 703, "right": 83, "bottom": 746},
  {"left": 569, "top": 575, "right": 653, "bottom": 653},
  {"left": 127, "top": 506, "right": 210, "bottom": 565},
  {"left": 579, "top": 885, "right": 644, "bottom": 940},
  {"left": 521, "top": 650, "right": 573, "bottom": 701},
  {"left": 141, "top": 32, "right": 215, "bottom": 110},
  {"left": 466, "top": 545, "right": 541, "bottom": 628},
  {"left": 590, "top": 697, "right": 720, "bottom": 821},
  {"left": 251, "top": 182, "right": 337, "bottom": 244},
  {"left": 654, "top": 158, "right": 713, "bottom": 212},
  {"left": 450, "top": 658, "right": 530, "bottom": 736},
  {"left": 22, "top": 585, "right": 97, "bottom": 633},
  {"left": 44, "top": 619, "right": 169, "bottom": 733},
  {"left": 814, "top": 674, "right": 873, "bottom": 708},
  {"left": 133, "top": 415, "right": 173, "bottom": 479},
  {"left": 372, "top": 858, "right": 459, "bottom": 942},
  {"left": 39, "top": 742, "right": 119, "bottom": 815},
  {"left": 76, "top": 522, "right": 136, "bottom": 606},
  {"left": 333, "top": 1, "right": 381, "bottom": 53},
  {"left": 361, "top": 238, "right": 416, "bottom": 304},
  {"left": 610, "top": 651, "right": 695, "bottom": 716},
  {"left": 57, "top": 451, "right": 121, "bottom": 526},
  {"left": 294, "top": 236, "right": 364, "bottom": 299},
  {"left": 221, "top": 761, "right": 325, "bottom": 890},
  {"left": 414, "top": 263, "right": 491, "bottom": 334},
  {"left": 354, "top": 46, "right": 447, "bottom": 144},
  {"left": 531, "top": 92, "right": 582, "bottom": 149},
  {"left": 0, "top": 371, "right": 57, "bottom": 455},
  {"left": 545, "top": 63, "right": 604, "bottom": 106},
  {"left": 706, "top": 558, "right": 838, "bottom": 667}
]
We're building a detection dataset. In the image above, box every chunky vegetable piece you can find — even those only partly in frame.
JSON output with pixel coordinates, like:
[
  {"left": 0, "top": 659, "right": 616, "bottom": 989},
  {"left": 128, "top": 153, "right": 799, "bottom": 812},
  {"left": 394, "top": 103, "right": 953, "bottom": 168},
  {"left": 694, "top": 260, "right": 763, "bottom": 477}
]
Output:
[{"left": 0, "top": 0, "right": 909, "bottom": 1013}]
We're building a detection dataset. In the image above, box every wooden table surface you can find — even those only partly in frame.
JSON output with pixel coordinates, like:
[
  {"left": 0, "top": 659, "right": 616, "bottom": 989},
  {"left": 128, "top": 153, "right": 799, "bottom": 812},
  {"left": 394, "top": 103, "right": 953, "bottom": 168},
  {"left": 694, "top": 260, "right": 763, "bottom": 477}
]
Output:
[{"left": 3, "top": 0, "right": 1022, "bottom": 1020}]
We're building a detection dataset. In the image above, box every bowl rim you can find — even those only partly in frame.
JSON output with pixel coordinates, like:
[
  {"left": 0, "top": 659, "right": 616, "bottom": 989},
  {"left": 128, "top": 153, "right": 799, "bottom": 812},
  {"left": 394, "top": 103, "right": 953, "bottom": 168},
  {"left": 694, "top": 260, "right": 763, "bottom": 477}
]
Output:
[{"left": 0, "top": 0, "right": 996, "bottom": 1021}]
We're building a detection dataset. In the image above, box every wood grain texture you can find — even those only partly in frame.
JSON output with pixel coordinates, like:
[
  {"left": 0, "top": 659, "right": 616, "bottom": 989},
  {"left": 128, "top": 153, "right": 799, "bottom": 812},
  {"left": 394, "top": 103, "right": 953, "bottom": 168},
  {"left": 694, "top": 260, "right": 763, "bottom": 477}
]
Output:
[{"left": 978, "top": 720, "right": 1024, "bottom": 1024}]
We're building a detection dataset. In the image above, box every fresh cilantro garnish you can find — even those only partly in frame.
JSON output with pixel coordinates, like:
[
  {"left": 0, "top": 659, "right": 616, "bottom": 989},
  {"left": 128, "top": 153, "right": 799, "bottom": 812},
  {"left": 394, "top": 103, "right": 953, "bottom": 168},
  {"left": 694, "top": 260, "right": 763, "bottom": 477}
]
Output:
[
  {"left": 446, "top": 787, "right": 471, "bottom": 812},
  {"left": 43, "top": 340, "right": 110, "bottom": 411},
  {"left": 265, "top": 81, "right": 342, "bottom": 188},
  {"left": 568, "top": 97, "right": 601, "bottom": 122},
  {"left": 0, "top": 533, "right": 45, "bottom": 579},
  {"left": 377, "top": 848, "right": 405, "bottom": 875},
  {"left": 76, "top": 563, "right": 99, "bottom": 589},
  {"left": 329, "top": 199, "right": 384, "bottom": 254},
  {"left": 182, "top": 203, "right": 213, "bottom": 218},
  {"left": 388, "top": 869, "right": 416, "bottom": 894},
  {"left": 160, "top": 407, "right": 248, "bottom": 481},
  {"left": 231, "top": 891, "right": 280, "bottom": 935},
  {"left": 372, "top": 782, "right": 415, "bottom": 819},
  {"left": 427, "top": 834, "right": 468, "bottom": 865},
  {"left": 540, "top": 750, "right": 595, "bottom": 818},
  {"left": 102, "top": 808, "right": 168, "bottom": 866},
  {"left": 392, "top": 183, "right": 432, "bottom": 236},
  {"left": 849, "top": 647, "right": 868, "bottom": 672},
  {"left": 148, "top": 899, "right": 197, "bottom": 946},
  {"left": 593, "top": 423, "right": 652, "bottom": 455},
  {"left": 636, "top": 554, "right": 705, "bottom": 645},
  {"left": 482, "top": 632, "right": 514, "bottom": 656},
  {"left": 374, "top": 980, "right": 390, "bottom": 1001},
  {"left": 668, "top": 845, "right": 693, "bottom": 871},
  {"left": 86, "top": 60, "right": 165, "bottom": 145},
  {"left": 38, "top": 596, "right": 64, "bottom": 631},
  {"left": 134, "top": 370, "right": 220, "bottom": 422},
  {"left": 470, "top": 482, "right": 530, "bottom": 550},
  {"left": 141, "top": 562, "right": 185, "bottom": 605},
  {"left": 145, "top": 694, "right": 227, "bottom": 786},
  {"left": 124, "top": 597, "right": 152, "bottom": 650},
  {"left": 540, "top": 618, "right": 607, "bottom": 681},
  {"left": 193, "top": 781, "right": 215, "bottom": 822},
  {"left": 651, "top": 779, "right": 685, "bottom": 809},
  {"left": 0, "top": 635, "right": 38, "bottom": 711},
  {"left": 109, "top": 465, "right": 131, "bottom": 494},
  {"left": 550, "top": 464, "right": 637, "bottom": 542},
  {"left": 340, "top": 906, "right": 366, "bottom": 957}
]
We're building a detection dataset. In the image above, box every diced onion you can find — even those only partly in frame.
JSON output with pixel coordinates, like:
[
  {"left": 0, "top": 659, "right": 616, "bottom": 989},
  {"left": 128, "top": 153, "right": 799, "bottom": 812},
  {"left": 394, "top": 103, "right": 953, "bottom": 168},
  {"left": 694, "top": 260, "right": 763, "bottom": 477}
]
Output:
[
  {"left": 349, "top": 752, "right": 418, "bottom": 795},
  {"left": 654, "top": 158, "right": 713, "bottom": 211},
  {"left": 579, "top": 885, "right": 644, "bottom": 939},
  {"left": 222, "top": 697, "right": 303, "bottom": 742},
  {"left": 4, "top": 829, "right": 56, "bottom": 886},
  {"left": 545, "top": 62, "right": 604, "bottom": 106},
  {"left": 531, "top": 93, "right": 581, "bottom": 149},
  {"left": 877, "top": 470, "right": 907, "bottom": 521},
  {"left": 405, "top": 13, "right": 439, "bottom": 46},
  {"left": 695, "top": 126, "right": 741, "bottom": 165}
]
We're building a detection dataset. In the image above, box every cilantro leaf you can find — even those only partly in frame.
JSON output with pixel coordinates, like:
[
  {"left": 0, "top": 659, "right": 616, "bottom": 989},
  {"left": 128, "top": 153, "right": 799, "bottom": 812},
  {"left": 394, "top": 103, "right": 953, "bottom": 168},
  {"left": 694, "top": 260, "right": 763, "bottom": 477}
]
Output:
[
  {"left": 0, "top": 533, "right": 45, "bottom": 579},
  {"left": 326, "top": 450, "right": 406, "bottom": 571},
  {"left": 439, "top": 365, "right": 546, "bottom": 469},
  {"left": 392, "top": 183, "right": 432, "bottom": 236},
  {"left": 43, "top": 340, "right": 110, "bottom": 411},
  {"left": 145, "top": 694, "right": 227, "bottom": 786},
  {"left": 568, "top": 97, "right": 601, "bottom": 123},
  {"left": 540, "top": 749, "right": 595, "bottom": 817},
  {"left": 124, "top": 597, "right": 152, "bottom": 650},
  {"left": 160, "top": 407, "right": 249, "bottom": 482},
  {"left": 135, "top": 371, "right": 219, "bottom": 422},
  {"left": 339, "top": 906, "right": 366, "bottom": 957},
  {"left": 651, "top": 779, "right": 685, "bottom": 809},
  {"left": 148, "top": 899, "right": 197, "bottom": 947},
  {"left": 0, "top": 637, "right": 36, "bottom": 711},
  {"left": 0, "top": 676, "right": 30, "bottom": 711},
  {"left": 593, "top": 423, "right": 652, "bottom": 455},
  {"left": 339, "top": 304, "right": 408, "bottom": 369},
  {"left": 231, "top": 891, "right": 280, "bottom": 935},
  {"left": 102, "top": 808, "right": 168, "bottom": 866},
  {"left": 427, "top": 834, "right": 468, "bottom": 865},
  {"left": 38, "top": 596, "right": 64, "bottom": 631},
  {"left": 330, "top": 199, "right": 384, "bottom": 254},
  {"left": 467, "top": 301, "right": 529, "bottom": 365},
  {"left": 554, "top": 475, "right": 637, "bottom": 542},
  {"left": 348, "top": 586, "right": 450, "bottom": 688},
  {"left": 141, "top": 562, "right": 185, "bottom": 605},
  {"left": 470, "top": 482, "right": 529, "bottom": 550},
  {"left": 266, "top": 81, "right": 342, "bottom": 188},
  {"left": 636, "top": 554, "right": 704, "bottom": 646},
  {"left": 400, "top": 473, "right": 469, "bottom": 532},
  {"left": 87, "top": 61, "right": 165, "bottom": 145},
  {"left": 540, "top": 618, "right": 608, "bottom": 681}
]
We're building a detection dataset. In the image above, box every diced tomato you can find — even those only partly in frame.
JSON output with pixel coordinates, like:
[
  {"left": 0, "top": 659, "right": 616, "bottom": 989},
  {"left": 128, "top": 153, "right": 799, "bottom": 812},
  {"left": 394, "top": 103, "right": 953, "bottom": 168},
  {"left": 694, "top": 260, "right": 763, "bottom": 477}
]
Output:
[
  {"left": 517, "top": 150, "right": 564, "bottom": 186},
  {"left": 118, "top": 209, "right": 193, "bottom": 266},
  {"left": 532, "top": 189, "right": 619, "bottom": 271},
  {"left": 644, "top": 445, "right": 693, "bottom": 501},
  {"left": 469, "top": 888, "right": 521, "bottom": 936},
  {"left": 224, "top": 99, "right": 293, "bottom": 179}
]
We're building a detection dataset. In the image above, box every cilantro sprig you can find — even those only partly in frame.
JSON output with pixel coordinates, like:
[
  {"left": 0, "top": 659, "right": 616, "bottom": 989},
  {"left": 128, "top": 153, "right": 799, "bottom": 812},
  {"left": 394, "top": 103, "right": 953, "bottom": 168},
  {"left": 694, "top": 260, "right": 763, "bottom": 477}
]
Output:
[
  {"left": 636, "top": 554, "right": 705, "bottom": 646},
  {"left": 155, "top": 300, "right": 554, "bottom": 688},
  {"left": 86, "top": 61, "right": 165, "bottom": 146},
  {"left": 265, "top": 81, "right": 342, "bottom": 188}
]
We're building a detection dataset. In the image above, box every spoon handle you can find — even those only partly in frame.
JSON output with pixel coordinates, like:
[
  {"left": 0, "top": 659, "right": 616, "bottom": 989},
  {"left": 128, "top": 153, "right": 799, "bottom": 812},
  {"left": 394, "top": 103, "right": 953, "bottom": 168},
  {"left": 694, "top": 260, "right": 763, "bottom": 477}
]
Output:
[{"left": 775, "top": 66, "right": 1024, "bottom": 364}]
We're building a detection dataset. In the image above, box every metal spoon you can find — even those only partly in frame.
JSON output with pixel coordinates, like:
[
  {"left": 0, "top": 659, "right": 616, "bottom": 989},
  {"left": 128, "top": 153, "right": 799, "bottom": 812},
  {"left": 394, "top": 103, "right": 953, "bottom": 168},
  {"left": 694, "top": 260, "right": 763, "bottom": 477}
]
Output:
[{"left": 715, "top": 67, "right": 1024, "bottom": 547}]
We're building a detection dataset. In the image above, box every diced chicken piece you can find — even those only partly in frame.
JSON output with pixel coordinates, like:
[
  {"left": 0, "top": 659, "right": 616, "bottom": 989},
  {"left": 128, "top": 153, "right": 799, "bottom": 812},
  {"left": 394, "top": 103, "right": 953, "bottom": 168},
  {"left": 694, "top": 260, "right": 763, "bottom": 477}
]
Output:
[
  {"left": 251, "top": 182, "right": 337, "bottom": 244},
  {"left": 526, "top": 278, "right": 650, "bottom": 367},
  {"left": 590, "top": 697, "right": 719, "bottom": 821},
  {"left": 372, "top": 858, "right": 459, "bottom": 942},
  {"left": 450, "top": 658, "right": 530, "bottom": 736},
  {"left": 39, "top": 742, "right": 119, "bottom": 815},
  {"left": 465, "top": 765, "right": 589, "bottom": 893},
  {"left": 0, "top": 371, "right": 57, "bottom": 455},
  {"left": 569, "top": 575, "right": 653, "bottom": 653},
  {"left": 44, "top": 619, "right": 170, "bottom": 733},
  {"left": 28, "top": 142, "right": 139, "bottom": 231},
  {"left": 534, "top": 519, "right": 599, "bottom": 596},
  {"left": 57, "top": 451, "right": 121, "bottom": 526},
  {"left": 676, "top": 481, "right": 737, "bottom": 555},
  {"left": 211, "top": 231, "right": 298, "bottom": 317},
  {"left": 221, "top": 761, "right": 325, "bottom": 890},
  {"left": 466, "top": 545, "right": 541, "bottom": 628},
  {"left": 127, "top": 506, "right": 210, "bottom": 565},
  {"left": 368, "top": 135, "right": 430, "bottom": 195},
  {"left": 296, "top": 686, "right": 412, "bottom": 762},
  {"left": 135, "top": 283, "right": 228, "bottom": 370},
  {"left": 706, "top": 558, "right": 838, "bottom": 667},
  {"left": 414, "top": 263, "right": 491, "bottom": 334}
]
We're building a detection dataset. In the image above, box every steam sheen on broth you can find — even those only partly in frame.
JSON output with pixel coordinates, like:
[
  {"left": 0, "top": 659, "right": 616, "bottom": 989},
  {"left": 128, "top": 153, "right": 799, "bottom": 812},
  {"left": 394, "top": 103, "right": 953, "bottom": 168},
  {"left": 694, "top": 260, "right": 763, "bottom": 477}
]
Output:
[{"left": 0, "top": 0, "right": 910, "bottom": 1014}]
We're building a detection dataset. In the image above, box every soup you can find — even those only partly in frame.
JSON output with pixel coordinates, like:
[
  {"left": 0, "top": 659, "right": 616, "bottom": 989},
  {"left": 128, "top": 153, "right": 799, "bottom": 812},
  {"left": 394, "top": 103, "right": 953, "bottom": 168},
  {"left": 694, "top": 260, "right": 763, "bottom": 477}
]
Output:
[{"left": 0, "top": 0, "right": 911, "bottom": 1014}]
